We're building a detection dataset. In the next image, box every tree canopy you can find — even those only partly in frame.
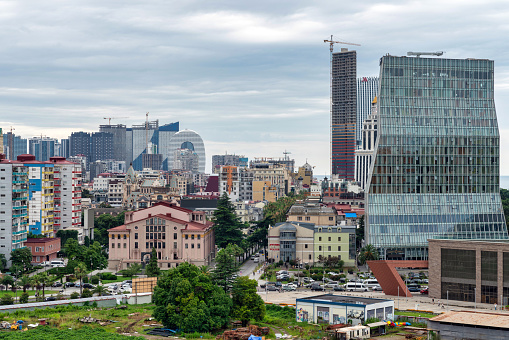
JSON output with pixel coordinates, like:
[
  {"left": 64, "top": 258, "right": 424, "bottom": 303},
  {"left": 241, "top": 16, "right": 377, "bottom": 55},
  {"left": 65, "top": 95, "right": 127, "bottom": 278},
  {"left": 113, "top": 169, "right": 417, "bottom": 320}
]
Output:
[
  {"left": 64, "top": 239, "right": 107, "bottom": 271},
  {"left": 153, "top": 262, "right": 232, "bottom": 332},
  {"left": 358, "top": 244, "right": 380, "bottom": 265},
  {"left": 231, "top": 276, "right": 265, "bottom": 326},
  {"left": 145, "top": 248, "right": 161, "bottom": 277},
  {"left": 10, "top": 248, "right": 32, "bottom": 274},
  {"left": 94, "top": 212, "right": 125, "bottom": 247},
  {"left": 212, "top": 244, "right": 242, "bottom": 292},
  {"left": 212, "top": 193, "right": 244, "bottom": 248}
]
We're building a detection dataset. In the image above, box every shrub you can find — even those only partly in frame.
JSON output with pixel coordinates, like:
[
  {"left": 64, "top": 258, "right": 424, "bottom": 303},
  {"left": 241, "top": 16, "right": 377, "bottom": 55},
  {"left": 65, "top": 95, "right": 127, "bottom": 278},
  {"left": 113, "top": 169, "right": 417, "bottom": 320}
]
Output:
[
  {"left": 70, "top": 292, "right": 79, "bottom": 299},
  {"left": 35, "top": 296, "right": 44, "bottom": 302},
  {"left": 19, "top": 292, "right": 29, "bottom": 304},
  {"left": 83, "top": 276, "right": 89, "bottom": 284},
  {"left": 100, "top": 273, "right": 117, "bottom": 280},
  {"left": 91, "top": 276, "right": 99, "bottom": 285},
  {"left": 81, "top": 288, "right": 93, "bottom": 298},
  {"left": 1, "top": 295, "right": 13, "bottom": 305}
]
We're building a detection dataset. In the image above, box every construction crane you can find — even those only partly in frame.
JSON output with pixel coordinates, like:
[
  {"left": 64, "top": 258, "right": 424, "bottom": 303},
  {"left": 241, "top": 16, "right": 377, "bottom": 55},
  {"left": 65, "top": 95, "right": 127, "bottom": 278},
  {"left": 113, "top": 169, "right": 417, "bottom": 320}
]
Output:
[
  {"left": 103, "top": 117, "right": 129, "bottom": 125},
  {"left": 283, "top": 150, "right": 291, "bottom": 161},
  {"left": 407, "top": 51, "right": 444, "bottom": 58},
  {"left": 324, "top": 35, "right": 360, "bottom": 174}
]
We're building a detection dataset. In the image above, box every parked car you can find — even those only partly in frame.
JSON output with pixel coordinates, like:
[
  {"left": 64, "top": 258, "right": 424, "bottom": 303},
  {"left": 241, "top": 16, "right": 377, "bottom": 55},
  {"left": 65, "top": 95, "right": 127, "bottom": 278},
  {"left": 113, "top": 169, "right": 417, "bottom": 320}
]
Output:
[
  {"left": 83, "top": 283, "right": 95, "bottom": 289},
  {"left": 251, "top": 256, "right": 255, "bottom": 260},
  {"left": 254, "top": 258, "right": 259, "bottom": 263},
  {"left": 303, "top": 277, "right": 315, "bottom": 284},
  {"left": 274, "top": 282, "right": 282, "bottom": 287},
  {"left": 277, "top": 270, "right": 289, "bottom": 275},
  {"left": 266, "top": 285, "right": 278, "bottom": 291},
  {"left": 41, "top": 261, "right": 51, "bottom": 267},
  {"left": 345, "top": 282, "right": 369, "bottom": 292},
  {"left": 75, "top": 282, "right": 81, "bottom": 288},
  {"left": 324, "top": 281, "right": 338, "bottom": 288},
  {"left": 311, "top": 284, "right": 324, "bottom": 291},
  {"left": 407, "top": 284, "right": 421, "bottom": 292},
  {"left": 333, "top": 285, "right": 346, "bottom": 292},
  {"left": 45, "top": 296, "right": 56, "bottom": 301},
  {"left": 420, "top": 288, "right": 429, "bottom": 295},
  {"left": 277, "top": 275, "right": 290, "bottom": 281},
  {"left": 64, "top": 282, "right": 75, "bottom": 288},
  {"left": 52, "top": 282, "right": 63, "bottom": 287},
  {"left": 259, "top": 283, "right": 266, "bottom": 289},
  {"left": 282, "top": 285, "right": 296, "bottom": 291},
  {"left": 422, "top": 279, "right": 429, "bottom": 284}
]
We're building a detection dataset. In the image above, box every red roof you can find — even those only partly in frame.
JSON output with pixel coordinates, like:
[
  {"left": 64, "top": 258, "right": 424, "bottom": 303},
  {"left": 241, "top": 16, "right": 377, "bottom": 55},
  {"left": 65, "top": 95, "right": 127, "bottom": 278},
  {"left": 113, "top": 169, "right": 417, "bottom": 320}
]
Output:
[
  {"left": 25, "top": 238, "right": 60, "bottom": 243},
  {"left": 109, "top": 225, "right": 128, "bottom": 232}
]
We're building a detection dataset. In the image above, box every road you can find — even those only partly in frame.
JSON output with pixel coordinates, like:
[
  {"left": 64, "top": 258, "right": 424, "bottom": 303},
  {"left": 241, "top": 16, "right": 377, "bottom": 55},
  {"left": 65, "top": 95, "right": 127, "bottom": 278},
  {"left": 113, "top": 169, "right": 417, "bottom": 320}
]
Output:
[{"left": 239, "top": 253, "right": 266, "bottom": 280}]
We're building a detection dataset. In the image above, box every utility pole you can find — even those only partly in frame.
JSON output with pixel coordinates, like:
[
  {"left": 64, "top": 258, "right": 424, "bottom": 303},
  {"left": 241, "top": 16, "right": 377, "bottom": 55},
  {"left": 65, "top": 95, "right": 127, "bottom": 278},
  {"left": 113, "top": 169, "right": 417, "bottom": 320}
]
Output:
[{"left": 323, "top": 36, "right": 360, "bottom": 175}]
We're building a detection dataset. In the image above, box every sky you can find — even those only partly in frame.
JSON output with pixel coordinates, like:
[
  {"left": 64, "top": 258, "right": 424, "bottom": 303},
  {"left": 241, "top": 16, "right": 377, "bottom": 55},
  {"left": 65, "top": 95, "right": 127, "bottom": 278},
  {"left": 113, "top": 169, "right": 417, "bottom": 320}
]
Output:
[{"left": 1, "top": 0, "right": 509, "bottom": 175}]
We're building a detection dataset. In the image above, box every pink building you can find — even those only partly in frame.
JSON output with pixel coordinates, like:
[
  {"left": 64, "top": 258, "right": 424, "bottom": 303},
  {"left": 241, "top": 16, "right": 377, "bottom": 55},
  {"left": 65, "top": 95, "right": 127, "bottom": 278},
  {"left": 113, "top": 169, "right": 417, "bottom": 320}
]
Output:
[
  {"left": 107, "top": 202, "right": 215, "bottom": 271},
  {"left": 25, "top": 238, "right": 61, "bottom": 264}
]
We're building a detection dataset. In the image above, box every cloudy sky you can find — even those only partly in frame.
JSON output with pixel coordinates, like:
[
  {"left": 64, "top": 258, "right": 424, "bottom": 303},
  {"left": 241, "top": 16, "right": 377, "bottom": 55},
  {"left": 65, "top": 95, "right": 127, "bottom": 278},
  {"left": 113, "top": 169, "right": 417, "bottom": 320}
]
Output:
[{"left": 1, "top": 0, "right": 509, "bottom": 175}]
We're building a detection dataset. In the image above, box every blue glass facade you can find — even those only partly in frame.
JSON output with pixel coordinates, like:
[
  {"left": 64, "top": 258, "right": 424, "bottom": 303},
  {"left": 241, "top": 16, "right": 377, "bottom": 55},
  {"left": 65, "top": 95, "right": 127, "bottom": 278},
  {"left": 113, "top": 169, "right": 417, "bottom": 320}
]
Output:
[{"left": 366, "top": 56, "right": 509, "bottom": 260}]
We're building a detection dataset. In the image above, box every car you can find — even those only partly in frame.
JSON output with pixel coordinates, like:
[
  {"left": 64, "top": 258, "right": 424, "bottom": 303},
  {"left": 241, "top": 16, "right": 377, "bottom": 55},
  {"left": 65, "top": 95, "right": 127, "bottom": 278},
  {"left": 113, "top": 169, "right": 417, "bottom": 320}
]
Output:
[
  {"left": 64, "top": 282, "right": 75, "bottom": 288},
  {"left": 371, "top": 284, "right": 383, "bottom": 291},
  {"left": 83, "top": 283, "right": 95, "bottom": 289},
  {"left": 277, "top": 270, "right": 289, "bottom": 275},
  {"left": 324, "top": 281, "right": 339, "bottom": 288},
  {"left": 122, "top": 280, "right": 132, "bottom": 284},
  {"left": 311, "top": 284, "right": 324, "bottom": 291},
  {"left": 45, "top": 296, "right": 56, "bottom": 301},
  {"left": 420, "top": 288, "right": 429, "bottom": 295},
  {"left": 41, "top": 261, "right": 51, "bottom": 267},
  {"left": 75, "top": 282, "right": 81, "bottom": 288},
  {"left": 52, "top": 282, "right": 63, "bottom": 287},
  {"left": 422, "top": 279, "right": 429, "bottom": 284},
  {"left": 255, "top": 253, "right": 260, "bottom": 257},
  {"left": 274, "top": 282, "right": 282, "bottom": 287},
  {"left": 254, "top": 258, "right": 259, "bottom": 263},
  {"left": 277, "top": 274, "right": 290, "bottom": 280},
  {"left": 303, "top": 277, "right": 315, "bottom": 284},
  {"left": 282, "top": 285, "right": 296, "bottom": 291},
  {"left": 259, "top": 283, "right": 266, "bottom": 289},
  {"left": 407, "top": 284, "right": 421, "bottom": 292},
  {"left": 251, "top": 256, "right": 255, "bottom": 260},
  {"left": 333, "top": 285, "right": 346, "bottom": 291},
  {"left": 266, "top": 285, "right": 278, "bottom": 291}
]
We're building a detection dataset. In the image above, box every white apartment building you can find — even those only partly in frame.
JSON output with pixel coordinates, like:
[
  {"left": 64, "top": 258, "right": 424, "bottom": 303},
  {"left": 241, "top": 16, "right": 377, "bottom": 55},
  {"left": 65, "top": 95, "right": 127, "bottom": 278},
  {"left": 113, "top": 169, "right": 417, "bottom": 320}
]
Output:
[{"left": 50, "top": 157, "right": 82, "bottom": 231}]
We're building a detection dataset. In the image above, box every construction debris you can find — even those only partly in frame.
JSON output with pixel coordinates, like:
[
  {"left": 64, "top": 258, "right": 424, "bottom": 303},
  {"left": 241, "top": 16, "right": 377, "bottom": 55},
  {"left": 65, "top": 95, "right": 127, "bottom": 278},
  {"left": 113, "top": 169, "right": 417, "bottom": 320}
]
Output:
[{"left": 217, "top": 324, "right": 270, "bottom": 340}]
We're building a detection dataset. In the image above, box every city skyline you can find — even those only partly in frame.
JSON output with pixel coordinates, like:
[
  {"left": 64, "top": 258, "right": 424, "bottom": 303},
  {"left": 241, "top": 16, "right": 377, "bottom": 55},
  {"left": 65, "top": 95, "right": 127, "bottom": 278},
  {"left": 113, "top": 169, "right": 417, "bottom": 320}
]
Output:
[{"left": 0, "top": 1, "right": 508, "bottom": 175}]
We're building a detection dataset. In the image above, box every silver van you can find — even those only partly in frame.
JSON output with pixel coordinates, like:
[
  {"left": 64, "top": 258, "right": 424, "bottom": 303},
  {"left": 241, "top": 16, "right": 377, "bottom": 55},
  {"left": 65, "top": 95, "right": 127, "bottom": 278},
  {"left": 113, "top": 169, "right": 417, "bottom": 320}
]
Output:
[{"left": 345, "top": 282, "right": 369, "bottom": 292}]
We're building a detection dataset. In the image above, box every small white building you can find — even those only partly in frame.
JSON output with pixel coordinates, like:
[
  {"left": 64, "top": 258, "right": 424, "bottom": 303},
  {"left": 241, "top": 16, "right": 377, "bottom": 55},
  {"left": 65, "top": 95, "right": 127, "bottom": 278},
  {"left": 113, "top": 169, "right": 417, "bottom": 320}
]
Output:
[{"left": 296, "top": 294, "right": 394, "bottom": 326}]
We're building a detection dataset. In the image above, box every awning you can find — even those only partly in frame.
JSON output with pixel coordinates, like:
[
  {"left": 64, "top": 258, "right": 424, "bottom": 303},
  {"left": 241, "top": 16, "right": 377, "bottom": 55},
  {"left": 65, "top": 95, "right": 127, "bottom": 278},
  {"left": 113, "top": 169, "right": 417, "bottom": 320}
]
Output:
[{"left": 345, "top": 213, "right": 357, "bottom": 218}]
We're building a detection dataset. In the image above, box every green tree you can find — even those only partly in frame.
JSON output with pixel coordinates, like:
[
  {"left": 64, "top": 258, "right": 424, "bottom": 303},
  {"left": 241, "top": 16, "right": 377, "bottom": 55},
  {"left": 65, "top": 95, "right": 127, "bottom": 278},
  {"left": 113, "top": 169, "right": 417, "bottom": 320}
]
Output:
[
  {"left": 81, "top": 188, "right": 93, "bottom": 199},
  {"left": 19, "top": 292, "right": 29, "bottom": 304},
  {"left": 125, "top": 263, "right": 141, "bottom": 280},
  {"left": 10, "top": 248, "right": 32, "bottom": 274},
  {"left": 81, "top": 288, "right": 93, "bottom": 298},
  {"left": 212, "top": 193, "right": 244, "bottom": 248},
  {"left": 358, "top": 244, "right": 380, "bottom": 265},
  {"left": 0, "top": 254, "right": 6, "bottom": 272},
  {"left": 1, "top": 275, "right": 14, "bottom": 291},
  {"left": 93, "top": 285, "right": 107, "bottom": 296},
  {"left": 212, "top": 244, "right": 241, "bottom": 292},
  {"left": 153, "top": 262, "right": 232, "bottom": 332},
  {"left": 84, "top": 236, "right": 90, "bottom": 247},
  {"left": 94, "top": 212, "right": 125, "bottom": 247},
  {"left": 145, "top": 248, "right": 161, "bottom": 277},
  {"left": 74, "top": 262, "right": 87, "bottom": 296},
  {"left": 35, "top": 272, "right": 53, "bottom": 299},
  {"left": 0, "top": 295, "right": 13, "bottom": 305},
  {"left": 18, "top": 275, "right": 31, "bottom": 293},
  {"left": 231, "top": 276, "right": 265, "bottom": 326},
  {"left": 57, "top": 230, "right": 79, "bottom": 251}
]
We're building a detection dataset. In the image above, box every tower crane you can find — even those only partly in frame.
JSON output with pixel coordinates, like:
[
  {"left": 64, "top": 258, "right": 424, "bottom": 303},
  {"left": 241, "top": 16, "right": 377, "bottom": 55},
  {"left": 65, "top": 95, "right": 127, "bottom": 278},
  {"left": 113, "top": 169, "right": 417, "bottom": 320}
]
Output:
[
  {"left": 103, "top": 117, "right": 129, "bottom": 125},
  {"left": 324, "top": 35, "right": 360, "bottom": 175}
]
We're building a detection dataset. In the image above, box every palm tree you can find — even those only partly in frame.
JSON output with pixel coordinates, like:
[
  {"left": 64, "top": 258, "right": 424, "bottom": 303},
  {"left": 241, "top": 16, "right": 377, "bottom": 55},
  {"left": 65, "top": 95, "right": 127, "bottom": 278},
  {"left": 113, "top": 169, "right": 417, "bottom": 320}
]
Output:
[
  {"left": 358, "top": 244, "right": 380, "bottom": 265},
  {"left": 126, "top": 263, "right": 141, "bottom": 281},
  {"left": 93, "top": 285, "right": 107, "bottom": 296},
  {"left": 18, "top": 275, "right": 31, "bottom": 293},
  {"left": 37, "top": 272, "right": 53, "bottom": 299},
  {"left": 74, "top": 262, "right": 87, "bottom": 296}
]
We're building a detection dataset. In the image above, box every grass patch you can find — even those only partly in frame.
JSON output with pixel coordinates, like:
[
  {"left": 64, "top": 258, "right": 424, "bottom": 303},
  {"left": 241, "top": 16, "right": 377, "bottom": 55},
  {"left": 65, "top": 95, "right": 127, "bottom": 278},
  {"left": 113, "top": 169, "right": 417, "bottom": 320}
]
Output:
[
  {"left": 0, "top": 290, "right": 59, "bottom": 298},
  {"left": 395, "top": 310, "right": 436, "bottom": 318}
]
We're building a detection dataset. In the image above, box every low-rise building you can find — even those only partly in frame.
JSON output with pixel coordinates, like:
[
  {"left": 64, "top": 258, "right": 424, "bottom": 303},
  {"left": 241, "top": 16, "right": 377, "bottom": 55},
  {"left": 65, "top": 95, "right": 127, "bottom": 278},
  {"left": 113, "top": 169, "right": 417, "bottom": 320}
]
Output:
[
  {"left": 107, "top": 202, "right": 215, "bottom": 271},
  {"left": 314, "top": 225, "right": 356, "bottom": 267},
  {"left": 428, "top": 311, "right": 509, "bottom": 340},
  {"left": 287, "top": 202, "right": 337, "bottom": 226},
  {"left": 267, "top": 222, "right": 315, "bottom": 265},
  {"left": 25, "top": 237, "right": 60, "bottom": 264},
  {"left": 296, "top": 294, "right": 394, "bottom": 325}
]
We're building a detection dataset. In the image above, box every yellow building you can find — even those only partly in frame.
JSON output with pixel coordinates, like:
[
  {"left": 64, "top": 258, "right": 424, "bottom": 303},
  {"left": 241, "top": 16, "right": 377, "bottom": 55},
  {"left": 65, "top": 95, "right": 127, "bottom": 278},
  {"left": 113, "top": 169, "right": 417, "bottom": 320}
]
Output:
[{"left": 252, "top": 180, "right": 278, "bottom": 202}]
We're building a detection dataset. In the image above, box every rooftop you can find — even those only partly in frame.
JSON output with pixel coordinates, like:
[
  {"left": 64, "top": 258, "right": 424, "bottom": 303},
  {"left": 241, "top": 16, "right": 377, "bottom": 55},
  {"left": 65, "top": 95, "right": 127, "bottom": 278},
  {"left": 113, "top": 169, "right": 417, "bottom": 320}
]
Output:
[
  {"left": 25, "top": 238, "right": 60, "bottom": 243},
  {"left": 297, "top": 294, "right": 392, "bottom": 306},
  {"left": 429, "top": 311, "right": 509, "bottom": 329}
]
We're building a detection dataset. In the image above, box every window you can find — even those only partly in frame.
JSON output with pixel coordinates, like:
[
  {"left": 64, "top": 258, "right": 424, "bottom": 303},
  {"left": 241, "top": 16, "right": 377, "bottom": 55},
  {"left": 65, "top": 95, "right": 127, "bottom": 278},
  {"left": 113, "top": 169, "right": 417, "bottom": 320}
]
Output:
[
  {"left": 117, "top": 234, "right": 120, "bottom": 239},
  {"left": 163, "top": 242, "right": 166, "bottom": 249},
  {"left": 191, "top": 235, "right": 195, "bottom": 240},
  {"left": 123, "top": 243, "right": 127, "bottom": 248},
  {"left": 135, "top": 242, "right": 138, "bottom": 249},
  {"left": 112, "top": 243, "right": 115, "bottom": 248},
  {"left": 328, "top": 246, "right": 331, "bottom": 251},
  {"left": 158, "top": 242, "right": 161, "bottom": 249},
  {"left": 150, "top": 242, "right": 153, "bottom": 248},
  {"left": 338, "top": 237, "right": 341, "bottom": 241},
  {"left": 328, "top": 237, "right": 331, "bottom": 241},
  {"left": 146, "top": 226, "right": 149, "bottom": 232},
  {"left": 329, "top": 217, "right": 334, "bottom": 221},
  {"left": 191, "top": 244, "right": 195, "bottom": 249},
  {"left": 305, "top": 216, "right": 310, "bottom": 221},
  {"left": 198, "top": 235, "right": 201, "bottom": 240},
  {"left": 146, "top": 242, "right": 149, "bottom": 249},
  {"left": 123, "top": 234, "right": 127, "bottom": 239},
  {"left": 305, "top": 244, "right": 308, "bottom": 249},
  {"left": 174, "top": 233, "right": 177, "bottom": 240},
  {"left": 308, "top": 254, "right": 312, "bottom": 260},
  {"left": 174, "top": 242, "right": 177, "bottom": 249},
  {"left": 338, "top": 246, "right": 341, "bottom": 251},
  {"left": 185, "top": 244, "right": 188, "bottom": 249},
  {"left": 135, "top": 233, "right": 138, "bottom": 239},
  {"left": 297, "top": 217, "right": 302, "bottom": 221},
  {"left": 319, "top": 237, "right": 322, "bottom": 241},
  {"left": 197, "top": 243, "right": 200, "bottom": 249},
  {"left": 319, "top": 246, "right": 322, "bottom": 251},
  {"left": 185, "top": 235, "right": 188, "bottom": 240},
  {"left": 117, "top": 243, "right": 121, "bottom": 248}
]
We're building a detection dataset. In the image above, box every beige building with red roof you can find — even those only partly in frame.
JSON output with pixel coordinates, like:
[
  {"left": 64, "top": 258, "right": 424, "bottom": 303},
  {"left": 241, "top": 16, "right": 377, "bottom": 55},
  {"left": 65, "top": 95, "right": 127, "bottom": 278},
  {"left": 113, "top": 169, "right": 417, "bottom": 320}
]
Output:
[{"left": 107, "top": 202, "right": 215, "bottom": 271}]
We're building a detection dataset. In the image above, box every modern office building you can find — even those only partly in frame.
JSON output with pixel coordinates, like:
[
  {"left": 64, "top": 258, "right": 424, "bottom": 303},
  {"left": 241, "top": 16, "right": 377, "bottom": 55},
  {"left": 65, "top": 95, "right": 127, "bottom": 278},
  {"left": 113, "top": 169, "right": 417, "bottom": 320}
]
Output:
[
  {"left": 158, "top": 122, "right": 179, "bottom": 171},
  {"left": 90, "top": 132, "right": 114, "bottom": 163},
  {"left": 3, "top": 132, "right": 27, "bottom": 160},
  {"left": 356, "top": 77, "right": 379, "bottom": 143},
  {"left": 28, "top": 137, "right": 57, "bottom": 161},
  {"left": 331, "top": 49, "right": 357, "bottom": 180},
  {"left": 366, "top": 55, "right": 509, "bottom": 260},
  {"left": 0, "top": 154, "right": 29, "bottom": 266},
  {"left": 167, "top": 130, "right": 206, "bottom": 173},
  {"left": 355, "top": 97, "right": 378, "bottom": 189},
  {"left": 99, "top": 124, "right": 127, "bottom": 162},
  {"left": 173, "top": 148, "right": 199, "bottom": 172},
  {"left": 126, "top": 120, "right": 159, "bottom": 171},
  {"left": 60, "top": 138, "right": 70, "bottom": 158},
  {"left": 69, "top": 132, "right": 91, "bottom": 160}
]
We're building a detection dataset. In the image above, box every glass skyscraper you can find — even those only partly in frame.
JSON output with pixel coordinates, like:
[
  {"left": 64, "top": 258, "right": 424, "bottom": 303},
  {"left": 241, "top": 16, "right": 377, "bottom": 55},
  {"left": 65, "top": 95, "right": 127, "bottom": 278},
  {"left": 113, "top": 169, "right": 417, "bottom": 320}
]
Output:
[{"left": 366, "top": 55, "right": 509, "bottom": 260}]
